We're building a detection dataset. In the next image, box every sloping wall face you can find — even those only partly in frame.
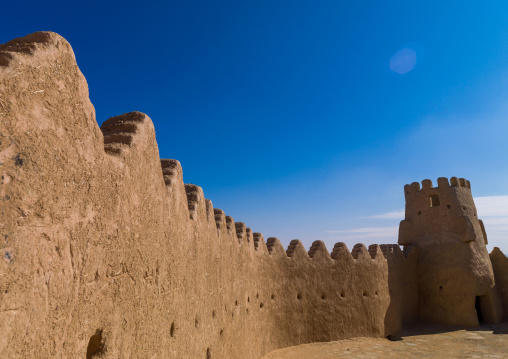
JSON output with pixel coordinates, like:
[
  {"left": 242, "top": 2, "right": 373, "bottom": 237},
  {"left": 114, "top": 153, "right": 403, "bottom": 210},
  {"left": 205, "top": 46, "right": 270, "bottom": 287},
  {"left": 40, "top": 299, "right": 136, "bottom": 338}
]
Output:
[
  {"left": 399, "top": 179, "right": 500, "bottom": 326},
  {"left": 0, "top": 32, "right": 415, "bottom": 359},
  {"left": 490, "top": 248, "right": 508, "bottom": 321}
]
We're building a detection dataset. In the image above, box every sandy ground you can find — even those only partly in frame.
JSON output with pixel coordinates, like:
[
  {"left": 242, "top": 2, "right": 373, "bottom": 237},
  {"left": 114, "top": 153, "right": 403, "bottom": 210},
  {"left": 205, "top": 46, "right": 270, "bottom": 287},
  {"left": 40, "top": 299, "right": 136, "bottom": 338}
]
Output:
[{"left": 263, "top": 324, "right": 508, "bottom": 358}]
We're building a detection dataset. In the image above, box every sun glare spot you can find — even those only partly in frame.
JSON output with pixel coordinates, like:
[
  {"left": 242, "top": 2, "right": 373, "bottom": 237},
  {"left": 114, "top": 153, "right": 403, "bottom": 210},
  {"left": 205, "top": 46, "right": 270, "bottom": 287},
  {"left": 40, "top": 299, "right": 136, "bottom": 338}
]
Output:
[{"left": 389, "top": 48, "right": 417, "bottom": 75}]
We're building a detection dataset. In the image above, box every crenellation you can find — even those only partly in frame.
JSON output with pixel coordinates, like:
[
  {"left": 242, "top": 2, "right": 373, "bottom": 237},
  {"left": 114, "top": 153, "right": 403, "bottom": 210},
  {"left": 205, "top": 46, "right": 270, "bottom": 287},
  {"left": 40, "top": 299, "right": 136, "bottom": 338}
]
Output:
[
  {"left": 160, "top": 158, "right": 182, "bottom": 187},
  {"left": 410, "top": 181, "right": 421, "bottom": 191},
  {"left": 184, "top": 183, "right": 204, "bottom": 220},
  {"left": 235, "top": 222, "right": 246, "bottom": 243},
  {"left": 253, "top": 232, "right": 264, "bottom": 251},
  {"left": 100, "top": 112, "right": 147, "bottom": 155},
  {"left": 351, "top": 243, "right": 370, "bottom": 260},
  {"left": 437, "top": 177, "right": 450, "bottom": 188},
  {"left": 379, "top": 244, "right": 403, "bottom": 259},
  {"left": 450, "top": 176, "right": 459, "bottom": 186},
  {"left": 307, "top": 240, "right": 330, "bottom": 259},
  {"left": 379, "top": 244, "right": 390, "bottom": 258},
  {"left": 421, "top": 179, "right": 433, "bottom": 189},
  {"left": 205, "top": 199, "right": 214, "bottom": 223},
  {"left": 0, "top": 31, "right": 62, "bottom": 66},
  {"left": 246, "top": 227, "right": 253, "bottom": 244},
  {"left": 351, "top": 243, "right": 362, "bottom": 259},
  {"left": 225, "top": 215, "right": 234, "bottom": 233},
  {"left": 285, "top": 239, "right": 308, "bottom": 258},
  {"left": 285, "top": 239, "right": 299, "bottom": 257},
  {"left": 214, "top": 208, "right": 226, "bottom": 231},
  {"left": 307, "top": 240, "right": 319, "bottom": 258},
  {"left": 379, "top": 244, "right": 393, "bottom": 258},
  {"left": 368, "top": 244, "right": 383, "bottom": 259},
  {"left": 331, "top": 242, "right": 351, "bottom": 260},
  {"left": 265, "top": 237, "right": 280, "bottom": 253}
]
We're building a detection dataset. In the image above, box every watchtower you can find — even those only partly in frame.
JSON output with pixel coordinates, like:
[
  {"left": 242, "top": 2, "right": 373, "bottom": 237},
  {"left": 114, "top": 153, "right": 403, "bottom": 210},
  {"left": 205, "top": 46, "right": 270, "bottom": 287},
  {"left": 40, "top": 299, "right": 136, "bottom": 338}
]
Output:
[{"left": 398, "top": 177, "right": 501, "bottom": 326}]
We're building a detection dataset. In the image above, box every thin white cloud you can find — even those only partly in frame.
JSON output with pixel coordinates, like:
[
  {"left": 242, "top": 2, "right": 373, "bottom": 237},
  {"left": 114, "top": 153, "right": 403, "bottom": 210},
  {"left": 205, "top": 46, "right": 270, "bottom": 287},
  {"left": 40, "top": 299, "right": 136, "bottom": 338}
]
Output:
[
  {"left": 477, "top": 196, "right": 508, "bottom": 250},
  {"left": 325, "top": 226, "right": 398, "bottom": 240},
  {"left": 474, "top": 196, "right": 508, "bottom": 217},
  {"left": 363, "top": 209, "right": 404, "bottom": 220}
]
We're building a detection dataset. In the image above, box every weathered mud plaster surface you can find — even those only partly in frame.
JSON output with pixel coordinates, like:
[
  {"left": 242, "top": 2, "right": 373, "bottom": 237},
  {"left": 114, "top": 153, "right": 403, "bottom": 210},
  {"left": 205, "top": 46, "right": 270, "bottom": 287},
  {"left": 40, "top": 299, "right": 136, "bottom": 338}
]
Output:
[
  {"left": 0, "top": 32, "right": 506, "bottom": 359},
  {"left": 399, "top": 178, "right": 503, "bottom": 326}
]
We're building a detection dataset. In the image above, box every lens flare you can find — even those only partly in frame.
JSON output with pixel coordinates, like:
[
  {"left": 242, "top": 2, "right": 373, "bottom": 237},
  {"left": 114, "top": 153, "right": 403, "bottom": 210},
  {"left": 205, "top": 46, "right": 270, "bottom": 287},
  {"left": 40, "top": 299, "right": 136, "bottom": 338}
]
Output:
[{"left": 389, "top": 48, "right": 417, "bottom": 75}]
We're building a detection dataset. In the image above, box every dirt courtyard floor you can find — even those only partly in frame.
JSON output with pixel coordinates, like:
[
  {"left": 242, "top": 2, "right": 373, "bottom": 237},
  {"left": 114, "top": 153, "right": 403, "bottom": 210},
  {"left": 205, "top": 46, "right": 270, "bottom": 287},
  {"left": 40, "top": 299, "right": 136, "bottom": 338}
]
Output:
[{"left": 263, "top": 324, "right": 508, "bottom": 358}]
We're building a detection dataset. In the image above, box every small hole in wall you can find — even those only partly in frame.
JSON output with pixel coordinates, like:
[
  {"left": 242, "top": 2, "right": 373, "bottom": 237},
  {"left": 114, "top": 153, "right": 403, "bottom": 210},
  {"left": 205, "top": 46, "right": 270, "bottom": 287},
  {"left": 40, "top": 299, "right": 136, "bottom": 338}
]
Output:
[
  {"left": 212, "top": 310, "right": 215, "bottom": 319},
  {"left": 363, "top": 292, "right": 367, "bottom": 297},
  {"left": 375, "top": 291, "right": 378, "bottom": 296},
  {"left": 340, "top": 292, "right": 345, "bottom": 298},
  {"left": 235, "top": 300, "right": 238, "bottom": 306},
  {"left": 260, "top": 302, "right": 264, "bottom": 309},
  {"left": 246, "top": 308, "right": 249, "bottom": 314},
  {"left": 321, "top": 294, "right": 326, "bottom": 300},
  {"left": 206, "top": 347, "right": 211, "bottom": 359},
  {"left": 256, "top": 293, "right": 259, "bottom": 299},
  {"left": 231, "top": 312, "right": 234, "bottom": 318},
  {"left": 247, "top": 297, "right": 250, "bottom": 303},
  {"left": 170, "top": 322, "right": 176, "bottom": 337},
  {"left": 219, "top": 329, "right": 223, "bottom": 337},
  {"left": 297, "top": 293, "right": 302, "bottom": 300},
  {"left": 447, "top": 205, "right": 451, "bottom": 209},
  {"left": 195, "top": 318, "right": 199, "bottom": 328},
  {"left": 86, "top": 329, "right": 105, "bottom": 359},
  {"left": 439, "top": 286, "right": 443, "bottom": 290},
  {"left": 418, "top": 211, "right": 422, "bottom": 216},
  {"left": 463, "top": 206, "right": 467, "bottom": 211},
  {"left": 271, "top": 294, "right": 275, "bottom": 300},
  {"left": 224, "top": 305, "right": 227, "bottom": 312}
]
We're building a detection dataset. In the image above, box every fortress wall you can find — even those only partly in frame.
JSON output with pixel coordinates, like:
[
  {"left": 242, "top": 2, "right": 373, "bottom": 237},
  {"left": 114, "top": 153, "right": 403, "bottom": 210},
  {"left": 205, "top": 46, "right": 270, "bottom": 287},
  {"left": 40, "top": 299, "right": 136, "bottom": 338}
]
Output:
[
  {"left": 382, "top": 244, "right": 419, "bottom": 333},
  {"left": 0, "top": 32, "right": 410, "bottom": 359},
  {"left": 490, "top": 248, "right": 508, "bottom": 320}
]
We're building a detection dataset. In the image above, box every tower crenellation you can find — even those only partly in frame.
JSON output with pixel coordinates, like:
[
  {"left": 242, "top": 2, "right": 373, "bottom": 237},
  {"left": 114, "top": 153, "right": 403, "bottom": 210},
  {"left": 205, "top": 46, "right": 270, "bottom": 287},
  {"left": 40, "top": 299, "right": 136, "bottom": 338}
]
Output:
[{"left": 399, "top": 177, "right": 482, "bottom": 247}]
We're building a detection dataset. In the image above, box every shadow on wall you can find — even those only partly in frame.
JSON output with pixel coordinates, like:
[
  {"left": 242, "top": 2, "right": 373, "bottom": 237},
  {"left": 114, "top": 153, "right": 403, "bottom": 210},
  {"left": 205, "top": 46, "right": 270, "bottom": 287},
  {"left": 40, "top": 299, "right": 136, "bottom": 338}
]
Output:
[
  {"left": 383, "top": 244, "right": 418, "bottom": 337},
  {"left": 86, "top": 329, "right": 104, "bottom": 359},
  {"left": 399, "top": 322, "right": 508, "bottom": 338}
]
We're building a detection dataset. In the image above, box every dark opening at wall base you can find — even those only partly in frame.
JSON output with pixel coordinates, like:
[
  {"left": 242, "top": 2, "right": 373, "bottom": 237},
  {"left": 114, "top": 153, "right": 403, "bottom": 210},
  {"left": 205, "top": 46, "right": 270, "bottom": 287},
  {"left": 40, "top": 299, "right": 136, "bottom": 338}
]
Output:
[{"left": 475, "top": 296, "right": 483, "bottom": 323}]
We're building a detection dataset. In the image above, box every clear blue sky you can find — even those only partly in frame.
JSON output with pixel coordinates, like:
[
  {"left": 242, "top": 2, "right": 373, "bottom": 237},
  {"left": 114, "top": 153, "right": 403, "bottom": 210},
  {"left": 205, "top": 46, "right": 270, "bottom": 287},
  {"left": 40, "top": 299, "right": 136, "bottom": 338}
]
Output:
[{"left": 2, "top": 1, "right": 508, "bottom": 252}]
